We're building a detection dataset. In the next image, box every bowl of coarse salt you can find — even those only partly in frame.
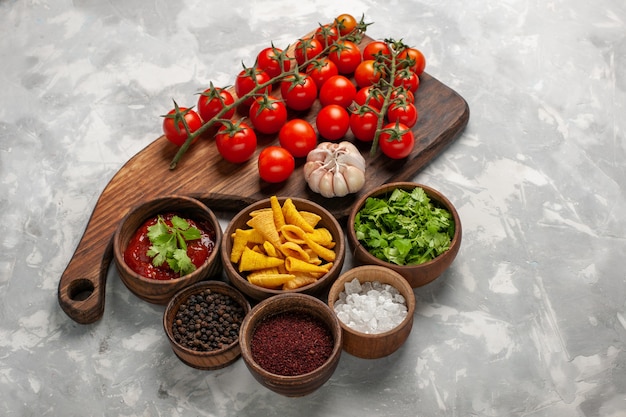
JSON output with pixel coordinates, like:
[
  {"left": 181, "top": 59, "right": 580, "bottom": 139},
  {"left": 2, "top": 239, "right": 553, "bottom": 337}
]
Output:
[{"left": 327, "top": 265, "right": 416, "bottom": 359}]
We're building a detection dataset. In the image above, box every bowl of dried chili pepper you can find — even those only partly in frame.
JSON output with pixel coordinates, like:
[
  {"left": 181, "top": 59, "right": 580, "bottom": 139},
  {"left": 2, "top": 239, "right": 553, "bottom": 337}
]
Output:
[
  {"left": 163, "top": 280, "right": 251, "bottom": 370},
  {"left": 113, "top": 195, "right": 223, "bottom": 304},
  {"left": 239, "top": 293, "right": 343, "bottom": 397}
]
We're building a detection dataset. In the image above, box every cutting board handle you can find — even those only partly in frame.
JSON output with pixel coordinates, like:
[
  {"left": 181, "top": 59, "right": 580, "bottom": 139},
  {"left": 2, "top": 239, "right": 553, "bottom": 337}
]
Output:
[
  {"left": 57, "top": 181, "right": 129, "bottom": 324},
  {"left": 57, "top": 208, "right": 118, "bottom": 324},
  {"left": 57, "top": 235, "right": 113, "bottom": 324}
]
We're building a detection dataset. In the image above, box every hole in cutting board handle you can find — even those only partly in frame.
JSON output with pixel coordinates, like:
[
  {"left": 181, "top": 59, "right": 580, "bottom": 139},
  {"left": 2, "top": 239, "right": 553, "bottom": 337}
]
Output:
[{"left": 68, "top": 278, "right": 95, "bottom": 301}]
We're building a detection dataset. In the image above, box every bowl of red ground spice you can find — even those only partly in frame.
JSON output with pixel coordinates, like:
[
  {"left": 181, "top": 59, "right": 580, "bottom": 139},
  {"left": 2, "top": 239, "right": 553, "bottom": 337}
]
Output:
[
  {"left": 239, "top": 293, "right": 343, "bottom": 397},
  {"left": 163, "top": 280, "right": 251, "bottom": 370}
]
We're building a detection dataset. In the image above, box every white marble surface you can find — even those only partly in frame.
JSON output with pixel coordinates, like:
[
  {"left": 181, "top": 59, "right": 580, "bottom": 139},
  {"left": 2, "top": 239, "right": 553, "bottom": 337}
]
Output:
[{"left": 2, "top": 0, "right": 626, "bottom": 415}]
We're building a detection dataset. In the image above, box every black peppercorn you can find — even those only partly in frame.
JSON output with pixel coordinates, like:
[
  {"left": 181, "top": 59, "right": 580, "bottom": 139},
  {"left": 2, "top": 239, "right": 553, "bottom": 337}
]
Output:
[{"left": 172, "top": 289, "right": 245, "bottom": 352}]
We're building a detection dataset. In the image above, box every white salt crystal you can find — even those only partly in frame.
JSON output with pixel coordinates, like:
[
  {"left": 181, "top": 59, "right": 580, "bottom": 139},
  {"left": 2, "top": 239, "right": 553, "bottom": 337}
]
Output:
[
  {"left": 378, "top": 317, "right": 392, "bottom": 331},
  {"left": 337, "top": 311, "right": 350, "bottom": 323},
  {"left": 368, "top": 317, "right": 378, "bottom": 331},
  {"left": 394, "top": 294, "right": 406, "bottom": 304},
  {"left": 344, "top": 278, "right": 362, "bottom": 295},
  {"left": 333, "top": 278, "right": 409, "bottom": 334}
]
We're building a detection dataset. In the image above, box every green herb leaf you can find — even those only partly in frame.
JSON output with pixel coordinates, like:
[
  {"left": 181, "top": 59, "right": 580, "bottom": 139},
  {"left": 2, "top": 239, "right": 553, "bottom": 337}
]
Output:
[
  {"left": 180, "top": 227, "right": 201, "bottom": 241},
  {"left": 171, "top": 248, "right": 196, "bottom": 274},
  {"left": 171, "top": 215, "right": 191, "bottom": 231},
  {"left": 354, "top": 187, "right": 455, "bottom": 266},
  {"left": 145, "top": 215, "right": 202, "bottom": 276}
]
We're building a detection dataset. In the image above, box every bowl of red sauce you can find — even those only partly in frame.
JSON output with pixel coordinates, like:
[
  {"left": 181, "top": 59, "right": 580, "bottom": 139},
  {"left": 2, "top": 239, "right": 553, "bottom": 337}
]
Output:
[
  {"left": 113, "top": 195, "right": 223, "bottom": 304},
  {"left": 239, "top": 293, "right": 343, "bottom": 397}
]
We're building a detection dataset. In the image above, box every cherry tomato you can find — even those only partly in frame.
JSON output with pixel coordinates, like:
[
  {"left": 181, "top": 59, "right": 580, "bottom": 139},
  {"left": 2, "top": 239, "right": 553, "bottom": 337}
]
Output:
[
  {"left": 355, "top": 86, "right": 385, "bottom": 110},
  {"left": 334, "top": 13, "right": 357, "bottom": 36},
  {"left": 278, "top": 119, "right": 317, "bottom": 158},
  {"left": 235, "top": 67, "right": 272, "bottom": 107},
  {"left": 249, "top": 95, "right": 288, "bottom": 135},
  {"left": 258, "top": 146, "right": 295, "bottom": 183},
  {"left": 319, "top": 75, "right": 356, "bottom": 108},
  {"left": 306, "top": 58, "right": 339, "bottom": 90},
  {"left": 387, "top": 102, "right": 418, "bottom": 128},
  {"left": 354, "top": 59, "right": 385, "bottom": 88},
  {"left": 197, "top": 86, "right": 235, "bottom": 123},
  {"left": 215, "top": 121, "right": 257, "bottom": 163},
  {"left": 379, "top": 122, "right": 415, "bottom": 159},
  {"left": 294, "top": 37, "right": 324, "bottom": 66},
  {"left": 314, "top": 24, "right": 339, "bottom": 48},
  {"left": 390, "top": 87, "right": 415, "bottom": 104},
  {"left": 398, "top": 47, "right": 426, "bottom": 75},
  {"left": 316, "top": 104, "right": 350, "bottom": 141},
  {"left": 350, "top": 109, "right": 379, "bottom": 142},
  {"left": 362, "top": 41, "right": 391, "bottom": 62},
  {"left": 162, "top": 106, "right": 203, "bottom": 147},
  {"left": 393, "top": 69, "right": 420, "bottom": 93},
  {"left": 256, "top": 46, "right": 291, "bottom": 79},
  {"left": 328, "top": 40, "right": 362, "bottom": 74},
  {"left": 280, "top": 73, "right": 318, "bottom": 111}
]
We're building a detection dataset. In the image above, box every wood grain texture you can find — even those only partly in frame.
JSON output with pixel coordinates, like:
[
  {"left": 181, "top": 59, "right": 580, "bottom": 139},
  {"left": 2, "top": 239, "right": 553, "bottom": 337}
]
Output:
[{"left": 57, "top": 34, "right": 470, "bottom": 324}]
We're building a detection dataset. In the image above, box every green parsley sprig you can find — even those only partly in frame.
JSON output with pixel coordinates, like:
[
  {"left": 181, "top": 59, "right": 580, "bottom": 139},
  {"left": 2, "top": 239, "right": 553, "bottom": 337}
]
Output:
[{"left": 146, "top": 215, "right": 202, "bottom": 276}]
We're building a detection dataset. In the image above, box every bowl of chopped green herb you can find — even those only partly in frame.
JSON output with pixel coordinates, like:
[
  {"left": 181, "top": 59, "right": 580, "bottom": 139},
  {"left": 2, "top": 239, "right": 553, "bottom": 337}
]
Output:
[
  {"left": 347, "top": 182, "right": 461, "bottom": 288},
  {"left": 113, "top": 195, "right": 223, "bottom": 304}
]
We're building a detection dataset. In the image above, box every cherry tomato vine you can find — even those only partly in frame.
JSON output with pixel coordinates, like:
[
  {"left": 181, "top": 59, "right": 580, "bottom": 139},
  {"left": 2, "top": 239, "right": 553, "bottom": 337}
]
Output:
[{"left": 163, "top": 13, "right": 426, "bottom": 171}]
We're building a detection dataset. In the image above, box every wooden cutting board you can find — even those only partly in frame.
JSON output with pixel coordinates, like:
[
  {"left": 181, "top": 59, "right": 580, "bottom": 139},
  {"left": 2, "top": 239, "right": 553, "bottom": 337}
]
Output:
[{"left": 57, "top": 34, "right": 470, "bottom": 324}]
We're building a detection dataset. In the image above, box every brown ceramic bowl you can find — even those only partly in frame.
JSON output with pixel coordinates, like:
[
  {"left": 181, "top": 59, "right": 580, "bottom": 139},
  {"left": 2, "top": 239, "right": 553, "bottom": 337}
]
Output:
[
  {"left": 347, "top": 182, "right": 462, "bottom": 288},
  {"left": 239, "top": 293, "right": 342, "bottom": 397},
  {"left": 221, "top": 197, "right": 345, "bottom": 302},
  {"left": 327, "top": 265, "right": 416, "bottom": 359},
  {"left": 163, "top": 280, "right": 251, "bottom": 370},
  {"left": 113, "top": 195, "right": 223, "bottom": 304}
]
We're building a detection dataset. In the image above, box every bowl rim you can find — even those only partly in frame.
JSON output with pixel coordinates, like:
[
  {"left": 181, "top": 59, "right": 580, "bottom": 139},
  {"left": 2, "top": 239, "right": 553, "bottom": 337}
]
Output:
[
  {"left": 113, "top": 195, "right": 223, "bottom": 286},
  {"left": 221, "top": 196, "right": 346, "bottom": 297},
  {"left": 327, "top": 265, "right": 416, "bottom": 338},
  {"left": 239, "top": 292, "right": 343, "bottom": 380},
  {"left": 163, "top": 280, "right": 251, "bottom": 357},
  {"left": 347, "top": 182, "right": 461, "bottom": 270}
]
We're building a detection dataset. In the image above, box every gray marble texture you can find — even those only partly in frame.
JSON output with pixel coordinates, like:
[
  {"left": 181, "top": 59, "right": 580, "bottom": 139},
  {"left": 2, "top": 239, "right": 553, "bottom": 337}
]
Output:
[{"left": 1, "top": 0, "right": 625, "bottom": 416}]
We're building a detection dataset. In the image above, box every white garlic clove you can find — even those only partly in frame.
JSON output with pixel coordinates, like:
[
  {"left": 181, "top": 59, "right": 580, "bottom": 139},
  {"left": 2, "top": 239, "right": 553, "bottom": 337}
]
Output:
[
  {"left": 319, "top": 171, "right": 336, "bottom": 198},
  {"left": 303, "top": 160, "right": 322, "bottom": 181},
  {"left": 344, "top": 165, "right": 366, "bottom": 193},
  {"left": 307, "top": 166, "right": 327, "bottom": 193}
]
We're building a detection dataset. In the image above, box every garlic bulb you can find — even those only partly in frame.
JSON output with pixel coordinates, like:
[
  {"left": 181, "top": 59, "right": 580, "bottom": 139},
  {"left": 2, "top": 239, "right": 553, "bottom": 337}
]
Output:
[{"left": 303, "top": 141, "right": 366, "bottom": 198}]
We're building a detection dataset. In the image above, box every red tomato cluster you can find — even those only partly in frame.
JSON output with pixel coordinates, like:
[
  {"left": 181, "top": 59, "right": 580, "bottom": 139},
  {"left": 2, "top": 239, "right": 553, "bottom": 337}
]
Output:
[{"left": 162, "top": 13, "right": 428, "bottom": 178}]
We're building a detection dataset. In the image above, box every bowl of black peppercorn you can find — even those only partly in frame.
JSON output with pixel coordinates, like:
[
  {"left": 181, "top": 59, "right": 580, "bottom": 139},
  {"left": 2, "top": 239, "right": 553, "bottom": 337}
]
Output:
[{"left": 163, "top": 280, "right": 251, "bottom": 370}]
